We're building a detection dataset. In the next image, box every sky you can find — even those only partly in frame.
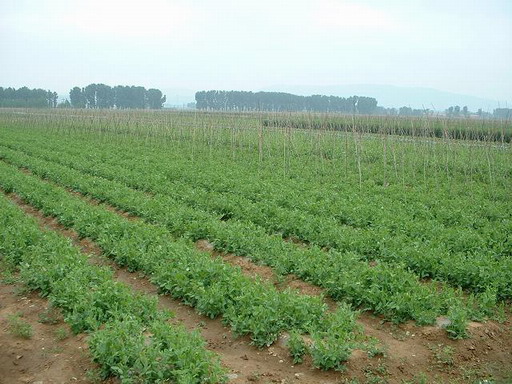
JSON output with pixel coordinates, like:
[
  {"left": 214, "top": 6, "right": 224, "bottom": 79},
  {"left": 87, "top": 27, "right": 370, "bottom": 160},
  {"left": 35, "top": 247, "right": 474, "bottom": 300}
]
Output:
[{"left": 1, "top": 0, "right": 511, "bottom": 103}]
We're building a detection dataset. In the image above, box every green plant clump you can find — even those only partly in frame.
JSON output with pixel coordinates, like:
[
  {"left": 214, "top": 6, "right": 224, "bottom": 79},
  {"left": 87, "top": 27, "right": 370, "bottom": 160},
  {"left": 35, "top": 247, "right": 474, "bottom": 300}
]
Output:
[{"left": 7, "top": 313, "right": 33, "bottom": 339}]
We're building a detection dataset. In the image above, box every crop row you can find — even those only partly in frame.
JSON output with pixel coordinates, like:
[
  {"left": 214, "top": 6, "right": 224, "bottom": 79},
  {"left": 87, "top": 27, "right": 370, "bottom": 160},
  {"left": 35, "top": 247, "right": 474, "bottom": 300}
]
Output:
[
  {"left": 0, "top": 192, "right": 225, "bottom": 383},
  {"left": 0, "top": 145, "right": 500, "bottom": 336},
  {"left": 1, "top": 137, "right": 510, "bottom": 300},
  {"left": 0, "top": 160, "right": 361, "bottom": 370}
]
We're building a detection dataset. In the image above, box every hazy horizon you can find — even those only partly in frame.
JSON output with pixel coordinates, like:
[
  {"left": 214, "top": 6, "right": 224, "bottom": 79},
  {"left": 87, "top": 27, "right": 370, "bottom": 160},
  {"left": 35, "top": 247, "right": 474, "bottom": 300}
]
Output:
[{"left": 1, "top": 0, "right": 511, "bottom": 105}]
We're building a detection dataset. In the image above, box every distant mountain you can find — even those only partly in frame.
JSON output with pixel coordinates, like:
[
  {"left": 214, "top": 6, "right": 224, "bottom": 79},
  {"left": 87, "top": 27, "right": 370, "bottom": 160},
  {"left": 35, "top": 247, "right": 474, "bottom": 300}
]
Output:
[{"left": 262, "top": 84, "right": 509, "bottom": 113}]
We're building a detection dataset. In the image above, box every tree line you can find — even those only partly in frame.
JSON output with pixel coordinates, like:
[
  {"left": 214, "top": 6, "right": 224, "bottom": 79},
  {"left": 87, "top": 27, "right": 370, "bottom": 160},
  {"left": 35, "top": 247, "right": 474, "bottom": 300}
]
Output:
[
  {"left": 443, "top": 106, "right": 510, "bottom": 119},
  {"left": 376, "top": 105, "right": 476, "bottom": 118},
  {"left": 69, "top": 84, "right": 166, "bottom": 109},
  {"left": 363, "top": 105, "right": 510, "bottom": 119},
  {"left": 0, "top": 87, "right": 58, "bottom": 108},
  {"left": 493, "top": 108, "right": 512, "bottom": 119},
  {"left": 195, "top": 90, "right": 378, "bottom": 114}
]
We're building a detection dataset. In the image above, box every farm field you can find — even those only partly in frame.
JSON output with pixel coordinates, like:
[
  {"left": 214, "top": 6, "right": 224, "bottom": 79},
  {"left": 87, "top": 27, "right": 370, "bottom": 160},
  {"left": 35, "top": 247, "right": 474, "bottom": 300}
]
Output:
[{"left": 0, "top": 108, "right": 511, "bottom": 383}]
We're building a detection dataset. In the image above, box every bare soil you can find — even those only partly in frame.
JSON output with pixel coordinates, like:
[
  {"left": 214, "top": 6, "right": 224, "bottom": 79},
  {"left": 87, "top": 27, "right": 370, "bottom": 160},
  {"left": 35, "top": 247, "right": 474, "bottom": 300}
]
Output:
[
  {"left": 0, "top": 284, "right": 102, "bottom": 384},
  {"left": 2, "top": 192, "right": 512, "bottom": 383}
]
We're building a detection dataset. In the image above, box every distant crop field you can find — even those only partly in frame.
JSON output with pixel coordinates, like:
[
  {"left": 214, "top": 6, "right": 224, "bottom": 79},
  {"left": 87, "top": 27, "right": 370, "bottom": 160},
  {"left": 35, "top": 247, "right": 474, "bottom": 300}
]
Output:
[{"left": 0, "top": 108, "right": 511, "bottom": 383}]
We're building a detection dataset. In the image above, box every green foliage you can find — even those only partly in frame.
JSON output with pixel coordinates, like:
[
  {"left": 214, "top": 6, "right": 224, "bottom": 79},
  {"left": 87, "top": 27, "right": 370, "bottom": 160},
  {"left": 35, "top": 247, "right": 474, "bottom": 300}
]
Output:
[
  {"left": 401, "top": 372, "right": 429, "bottom": 384},
  {"left": 364, "top": 337, "right": 387, "bottom": 358},
  {"left": 13, "top": 284, "right": 31, "bottom": 297},
  {"left": 264, "top": 114, "right": 512, "bottom": 143},
  {"left": 54, "top": 326, "right": 69, "bottom": 341},
  {"left": 446, "top": 304, "right": 469, "bottom": 340},
  {"left": 430, "top": 344, "right": 455, "bottom": 367},
  {"left": 0, "top": 269, "right": 18, "bottom": 285},
  {"left": 309, "top": 306, "right": 357, "bottom": 370},
  {"left": 90, "top": 319, "right": 225, "bottom": 384},
  {"left": 195, "top": 90, "right": 377, "bottom": 114},
  {"left": 147, "top": 88, "right": 166, "bottom": 109},
  {"left": 287, "top": 331, "right": 307, "bottom": 364},
  {"left": 0, "top": 136, "right": 499, "bottom": 338},
  {"left": 363, "top": 361, "right": 389, "bottom": 383},
  {"left": 7, "top": 313, "right": 33, "bottom": 339},
  {"left": 0, "top": 258, "right": 19, "bottom": 284},
  {"left": 0, "top": 156, "right": 358, "bottom": 368},
  {"left": 0, "top": 86, "right": 58, "bottom": 108},
  {"left": 69, "top": 84, "right": 166, "bottom": 109},
  {"left": 0, "top": 193, "right": 225, "bottom": 383},
  {"left": 84, "top": 369, "right": 103, "bottom": 384},
  {"left": 309, "top": 337, "right": 351, "bottom": 371},
  {"left": 38, "top": 306, "right": 62, "bottom": 325},
  {"left": 0, "top": 109, "right": 510, "bottom": 376}
]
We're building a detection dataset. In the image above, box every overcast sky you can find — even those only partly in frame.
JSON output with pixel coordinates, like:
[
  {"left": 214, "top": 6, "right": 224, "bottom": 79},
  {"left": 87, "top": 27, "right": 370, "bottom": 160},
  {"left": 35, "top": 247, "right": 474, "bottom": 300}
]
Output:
[{"left": 1, "top": 0, "right": 511, "bottom": 101}]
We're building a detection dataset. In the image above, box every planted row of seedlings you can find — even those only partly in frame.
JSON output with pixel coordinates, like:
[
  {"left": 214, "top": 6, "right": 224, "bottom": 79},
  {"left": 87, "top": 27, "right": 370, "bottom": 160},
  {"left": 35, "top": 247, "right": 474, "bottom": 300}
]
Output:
[
  {"left": 0, "top": 192, "right": 225, "bottom": 383},
  {"left": 0, "top": 146, "right": 501, "bottom": 338},
  {"left": 1, "top": 137, "right": 509, "bottom": 302},
  {"left": 0, "top": 160, "right": 361, "bottom": 370}
]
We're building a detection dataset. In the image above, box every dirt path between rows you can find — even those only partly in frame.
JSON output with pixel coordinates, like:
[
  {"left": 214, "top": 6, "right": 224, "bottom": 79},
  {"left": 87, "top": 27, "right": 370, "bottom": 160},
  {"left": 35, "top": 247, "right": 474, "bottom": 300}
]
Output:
[{"left": 0, "top": 282, "right": 105, "bottom": 384}]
